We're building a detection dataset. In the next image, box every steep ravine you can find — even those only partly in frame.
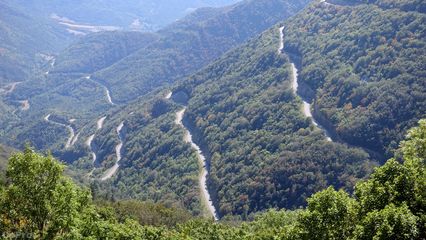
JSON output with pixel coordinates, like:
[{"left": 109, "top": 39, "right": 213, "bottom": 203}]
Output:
[{"left": 168, "top": 92, "right": 219, "bottom": 220}]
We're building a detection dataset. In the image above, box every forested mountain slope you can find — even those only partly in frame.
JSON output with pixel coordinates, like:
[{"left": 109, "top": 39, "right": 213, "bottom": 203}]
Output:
[
  {"left": 282, "top": 0, "right": 426, "bottom": 157},
  {"left": 0, "top": 1, "right": 71, "bottom": 84},
  {"left": 0, "top": 0, "right": 311, "bottom": 162},
  {"left": 53, "top": 31, "right": 160, "bottom": 73},
  {"left": 86, "top": 19, "right": 368, "bottom": 218},
  {"left": 167, "top": 26, "right": 374, "bottom": 217},
  {"left": 1, "top": 0, "right": 423, "bottom": 223},
  {"left": 86, "top": 0, "right": 425, "bottom": 219},
  {"left": 60, "top": 0, "right": 314, "bottom": 217}
]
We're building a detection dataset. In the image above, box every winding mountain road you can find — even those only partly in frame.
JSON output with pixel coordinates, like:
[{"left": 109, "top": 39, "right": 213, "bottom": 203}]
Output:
[
  {"left": 86, "top": 134, "right": 96, "bottom": 163},
  {"left": 279, "top": 27, "right": 332, "bottom": 141},
  {"left": 101, "top": 121, "right": 124, "bottom": 181},
  {"left": 0, "top": 82, "right": 22, "bottom": 95},
  {"left": 86, "top": 116, "right": 107, "bottom": 164},
  {"left": 86, "top": 75, "right": 115, "bottom": 105},
  {"left": 174, "top": 104, "right": 219, "bottom": 220},
  {"left": 44, "top": 114, "right": 78, "bottom": 149},
  {"left": 44, "top": 57, "right": 56, "bottom": 75}
]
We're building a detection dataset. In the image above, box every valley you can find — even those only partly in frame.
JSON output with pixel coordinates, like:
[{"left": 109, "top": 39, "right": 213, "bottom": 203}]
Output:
[
  {"left": 51, "top": 13, "right": 121, "bottom": 36},
  {"left": 0, "top": 0, "right": 424, "bottom": 237}
]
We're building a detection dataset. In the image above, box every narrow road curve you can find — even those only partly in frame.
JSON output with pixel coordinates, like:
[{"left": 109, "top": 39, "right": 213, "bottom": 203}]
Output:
[
  {"left": 174, "top": 105, "right": 219, "bottom": 220},
  {"left": 86, "top": 116, "right": 107, "bottom": 164},
  {"left": 101, "top": 121, "right": 124, "bottom": 181},
  {"left": 0, "top": 82, "right": 22, "bottom": 95},
  {"left": 86, "top": 75, "right": 115, "bottom": 105},
  {"left": 71, "top": 132, "right": 80, "bottom": 146},
  {"left": 319, "top": 0, "right": 331, "bottom": 6},
  {"left": 86, "top": 134, "right": 96, "bottom": 163},
  {"left": 44, "top": 114, "right": 79, "bottom": 149},
  {"left": 50, "top": 58, "right": 56, "bottom": 67},
  {"left": 97, "top": 116, "right": 107, "bottom": 130},
  {"left": 319, "top": 0, "right": 358, "bottom": 6},
  {"left": 279, "top": 27, "right": 332, "bottom": 141},
  {"left": 44, "top": 57, "right": 56, "bottom": 75}
]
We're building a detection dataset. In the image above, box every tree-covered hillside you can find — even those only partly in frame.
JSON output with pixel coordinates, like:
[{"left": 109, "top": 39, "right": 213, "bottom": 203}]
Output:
[
  {"left": 170, "top": 25, "right": 375, "bottom": 217},
  {"left": 0, "top": 1, "right": 71, "bottom": 84},
  {"left": 0, "top": 120, "right": 424, "bottom": 239},
  {"left": 85, "top": 25, "right": 374, "bottom": 218},
  {"left": 282, "top": 0, "right": 426, "bottom": 157},
  {"left": 1, "top": 0, "right": 424, "bottom": 227},
  {"left": 67, "top": 90, "right": 209, "bottom": 215},
  {"left": 53, "top": 31, "right": 160, "bottom": 74},
  {"left": 0, "top": 0, "right": 311, "bottom": 163},
  {"left": 81, "top": 0, "right": 425, "bottom": 219}
]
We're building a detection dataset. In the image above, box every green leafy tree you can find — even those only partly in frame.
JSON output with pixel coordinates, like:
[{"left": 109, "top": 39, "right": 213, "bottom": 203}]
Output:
[
  {"left": 354, "top": 158, "right": 416, "bottom": 215},
  {"left": 0, "top": 148, "right": 91, "bottom": 239},
  {"left": 297, "top": 187, "right": 358, "bottom": 240},
  {"left": 0, "top": 148, "right": 156, "bottom": 239},
  {"left": 355, "top": 119, "right": 426, "bottom": 237},
  {"left": 400, "top": 119, "right": 426, "bottom": 217},
  {"left": 241, "top": 209, "right": 302, "bottom": 240},
  {"left": 353, "top": 203, "right": 419, "bottom": 240}
]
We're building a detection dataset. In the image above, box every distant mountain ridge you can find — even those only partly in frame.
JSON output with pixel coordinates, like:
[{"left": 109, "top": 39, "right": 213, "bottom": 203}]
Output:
[
  {"left": 10, "top": 0, "right": 241, "bottom": 31},
  {"left": 92, "top": 0, "right": 312, "bottom": 103}
]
